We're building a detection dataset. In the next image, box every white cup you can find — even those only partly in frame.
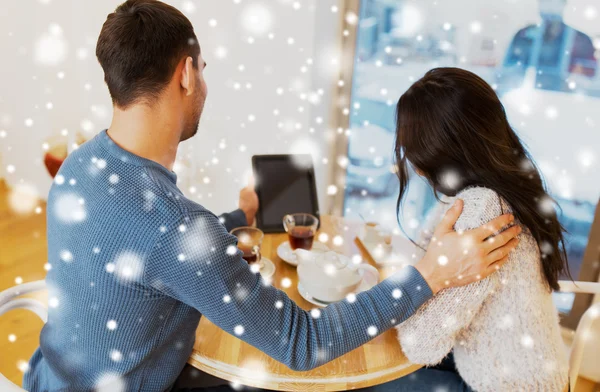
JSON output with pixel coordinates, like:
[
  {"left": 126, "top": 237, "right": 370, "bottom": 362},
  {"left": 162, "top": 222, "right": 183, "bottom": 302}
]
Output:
[{"left": 363, "top": 222, "right": 381, "bottom": 244}]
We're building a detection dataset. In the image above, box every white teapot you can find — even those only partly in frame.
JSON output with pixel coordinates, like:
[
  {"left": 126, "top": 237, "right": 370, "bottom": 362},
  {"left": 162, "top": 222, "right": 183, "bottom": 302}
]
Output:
[{"left": 295, "top": 249, "right": 379, "bottom": 303}]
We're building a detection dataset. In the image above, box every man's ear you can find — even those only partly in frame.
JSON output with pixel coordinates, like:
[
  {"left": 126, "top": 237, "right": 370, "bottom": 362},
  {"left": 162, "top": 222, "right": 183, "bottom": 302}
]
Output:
[{"left": 180, "top": 56, "right": 195, "bottom": 97}]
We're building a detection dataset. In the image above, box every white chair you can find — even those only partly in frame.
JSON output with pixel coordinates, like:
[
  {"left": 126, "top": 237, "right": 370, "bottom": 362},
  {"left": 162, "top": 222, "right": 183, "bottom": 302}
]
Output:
[
  {"left": 0, "top": 280, "right": 599, "bottom": 391},
  {"left": 0, "top": 280, "right": 47, "bottom": 392},
  {"left": 558, "top": 280, "right": 600, "bottom": 391}
]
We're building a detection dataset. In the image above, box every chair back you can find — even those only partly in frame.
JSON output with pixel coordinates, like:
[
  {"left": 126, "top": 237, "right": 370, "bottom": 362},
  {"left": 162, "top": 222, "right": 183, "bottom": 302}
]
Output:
[
  {"left": 558, "top": 280, "right": 600, "bottom": 391},
  {"left": 0, "top": 280, "right": 48, "bottom": 392}
]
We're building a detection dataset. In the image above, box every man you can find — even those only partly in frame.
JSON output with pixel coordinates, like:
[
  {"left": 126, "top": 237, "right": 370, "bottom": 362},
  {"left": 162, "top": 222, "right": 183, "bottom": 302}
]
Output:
[
  {"left": 499, "top": 0, "right": 597, "bottom": 94},
  {"left": 23, "top": 1, "right": 520, "bottom": 391}
]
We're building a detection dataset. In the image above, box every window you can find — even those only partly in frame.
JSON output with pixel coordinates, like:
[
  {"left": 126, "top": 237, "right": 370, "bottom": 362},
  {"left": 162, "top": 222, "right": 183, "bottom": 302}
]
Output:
[{"left": 340, "top": 0, "right": 600, "bottom": 323}]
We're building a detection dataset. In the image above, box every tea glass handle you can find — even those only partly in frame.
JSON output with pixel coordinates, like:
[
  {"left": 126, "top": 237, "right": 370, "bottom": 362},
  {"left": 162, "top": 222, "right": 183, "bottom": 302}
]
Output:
[
  {"left": 357, "top": 264, "right": 379, "bottom": 287},
  {"left": 252, "top": 245, "right": 262, "bottom": 265},
  {"left": 283, "top": 214, "right": 295, "bottom": 232}
]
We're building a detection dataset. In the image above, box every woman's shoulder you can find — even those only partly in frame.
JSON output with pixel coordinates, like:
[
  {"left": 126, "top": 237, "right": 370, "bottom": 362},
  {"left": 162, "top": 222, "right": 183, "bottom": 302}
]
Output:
[
  {"left": 452, "top": 186, "right": 512, "bottom": 231},
  {"left": 455, "top": 186, "right": 503, "bottom": 204}
]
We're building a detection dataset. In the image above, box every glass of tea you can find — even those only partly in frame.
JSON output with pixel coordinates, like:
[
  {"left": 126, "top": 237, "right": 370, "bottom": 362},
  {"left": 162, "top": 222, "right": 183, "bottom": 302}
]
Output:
[
  {"left": 283, "top": 213, "right": 319, "bottom": 250},
  {"left": 230, "top": 227, "right": 264, "bottom": 268}
]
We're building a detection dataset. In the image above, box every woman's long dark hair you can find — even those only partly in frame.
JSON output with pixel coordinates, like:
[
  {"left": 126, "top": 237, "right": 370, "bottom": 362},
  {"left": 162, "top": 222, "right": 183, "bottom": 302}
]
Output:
[{"left": 394, "top": 67, "right": 570, "bottom": 291}]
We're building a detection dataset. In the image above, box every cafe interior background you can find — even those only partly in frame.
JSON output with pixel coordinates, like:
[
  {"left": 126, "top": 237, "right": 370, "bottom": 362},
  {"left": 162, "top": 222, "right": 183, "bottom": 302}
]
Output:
[{"left": 1, "top": 0, "right": 599, "bottom": 389}]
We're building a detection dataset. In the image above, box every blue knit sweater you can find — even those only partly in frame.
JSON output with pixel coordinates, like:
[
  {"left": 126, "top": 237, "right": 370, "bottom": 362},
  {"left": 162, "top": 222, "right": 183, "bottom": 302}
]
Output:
[{"left": 23, "top": 130, "right": 432, "bottom": 392}]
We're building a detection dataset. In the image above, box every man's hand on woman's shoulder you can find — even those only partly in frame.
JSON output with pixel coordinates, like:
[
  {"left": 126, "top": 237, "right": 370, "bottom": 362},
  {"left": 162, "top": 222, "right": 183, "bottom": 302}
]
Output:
[{"left": 415, "top": 199, "right": 521, "bottom": 294}]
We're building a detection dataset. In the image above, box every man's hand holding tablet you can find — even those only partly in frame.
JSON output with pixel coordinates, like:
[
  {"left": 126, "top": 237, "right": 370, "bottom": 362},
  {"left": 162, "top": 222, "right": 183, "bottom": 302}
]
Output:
[{"left": 238, "top": 180, "right": 259, "bottom": 226}]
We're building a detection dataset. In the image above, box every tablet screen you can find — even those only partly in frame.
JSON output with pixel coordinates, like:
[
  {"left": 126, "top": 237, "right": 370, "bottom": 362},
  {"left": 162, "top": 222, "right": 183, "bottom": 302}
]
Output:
[{"left": 253, "top": 155, "right": 319, "bottom": 233}]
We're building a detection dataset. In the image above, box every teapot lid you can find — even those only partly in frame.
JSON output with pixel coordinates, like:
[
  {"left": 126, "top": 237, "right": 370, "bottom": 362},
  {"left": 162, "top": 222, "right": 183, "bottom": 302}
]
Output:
[{"left": 296, "top": 250, "right": 362, "bottom": 287}]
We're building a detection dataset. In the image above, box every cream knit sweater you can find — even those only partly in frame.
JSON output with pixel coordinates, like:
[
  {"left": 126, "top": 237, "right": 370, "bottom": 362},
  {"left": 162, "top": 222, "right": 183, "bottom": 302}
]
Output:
[{"left": 396, "top": 187, "right": 568, "bottom": 391}]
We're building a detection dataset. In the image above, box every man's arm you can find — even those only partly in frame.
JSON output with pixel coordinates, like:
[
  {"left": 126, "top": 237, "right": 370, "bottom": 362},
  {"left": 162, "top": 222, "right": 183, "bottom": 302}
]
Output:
[
  {"left": 144, "top": 201, "right": 519, "bottom": 371},
  {"left": 218, "top": 209, "right": 247, "bottom": 232},
  {"left": 145, "top": 209, "right": 431, "bottom": 371}
]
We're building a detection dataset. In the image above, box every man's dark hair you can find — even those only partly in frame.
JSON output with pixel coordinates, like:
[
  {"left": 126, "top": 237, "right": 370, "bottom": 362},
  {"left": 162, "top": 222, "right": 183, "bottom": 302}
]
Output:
[{"left": 96, "top": 0, "right": 200, "bottom": 108}]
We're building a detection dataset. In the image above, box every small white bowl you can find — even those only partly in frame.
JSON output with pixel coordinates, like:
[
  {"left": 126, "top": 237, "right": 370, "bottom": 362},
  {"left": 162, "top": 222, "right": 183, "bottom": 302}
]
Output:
[{"left": 277, "top": 241, "right": 329, "bottom": 266}]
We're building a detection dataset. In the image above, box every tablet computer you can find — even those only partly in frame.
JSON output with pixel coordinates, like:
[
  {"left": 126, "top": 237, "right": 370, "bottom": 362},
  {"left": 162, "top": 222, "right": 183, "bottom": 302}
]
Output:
[{"left": 252, "top": 154, "right": 320, "bottom": 233}]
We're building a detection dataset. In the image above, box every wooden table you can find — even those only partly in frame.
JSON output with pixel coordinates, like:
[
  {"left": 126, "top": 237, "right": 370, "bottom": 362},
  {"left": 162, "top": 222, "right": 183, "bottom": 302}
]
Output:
[{"left": 188, "top": 216, "right": 421, "bottom": 391}]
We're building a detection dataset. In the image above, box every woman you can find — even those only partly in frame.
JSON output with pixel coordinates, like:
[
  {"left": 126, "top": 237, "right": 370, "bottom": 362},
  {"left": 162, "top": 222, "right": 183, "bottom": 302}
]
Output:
[{"left": 367, "top": 68, "right": 570, "bottom": 391}]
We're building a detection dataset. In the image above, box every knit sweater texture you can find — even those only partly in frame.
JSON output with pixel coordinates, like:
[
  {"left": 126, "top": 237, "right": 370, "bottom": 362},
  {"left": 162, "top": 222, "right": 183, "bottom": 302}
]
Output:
[
  {"left": 24, "top": 130, "right": 432, "bottom": 392},
  {"left": 396, "top": 187, "right": 569, "bottom": 392}
]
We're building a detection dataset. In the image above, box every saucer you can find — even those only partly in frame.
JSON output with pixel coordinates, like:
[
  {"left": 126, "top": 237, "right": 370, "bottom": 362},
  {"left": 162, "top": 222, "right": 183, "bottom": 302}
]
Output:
[
  {"left": 277, "top": 241, "right": 329, "bottom": 266},
  {"left": 249, "top": 258, "right": 275, "bottom": 280},
  {"left": 297, "top": 274, "right": 378, "bottom": 308}
]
